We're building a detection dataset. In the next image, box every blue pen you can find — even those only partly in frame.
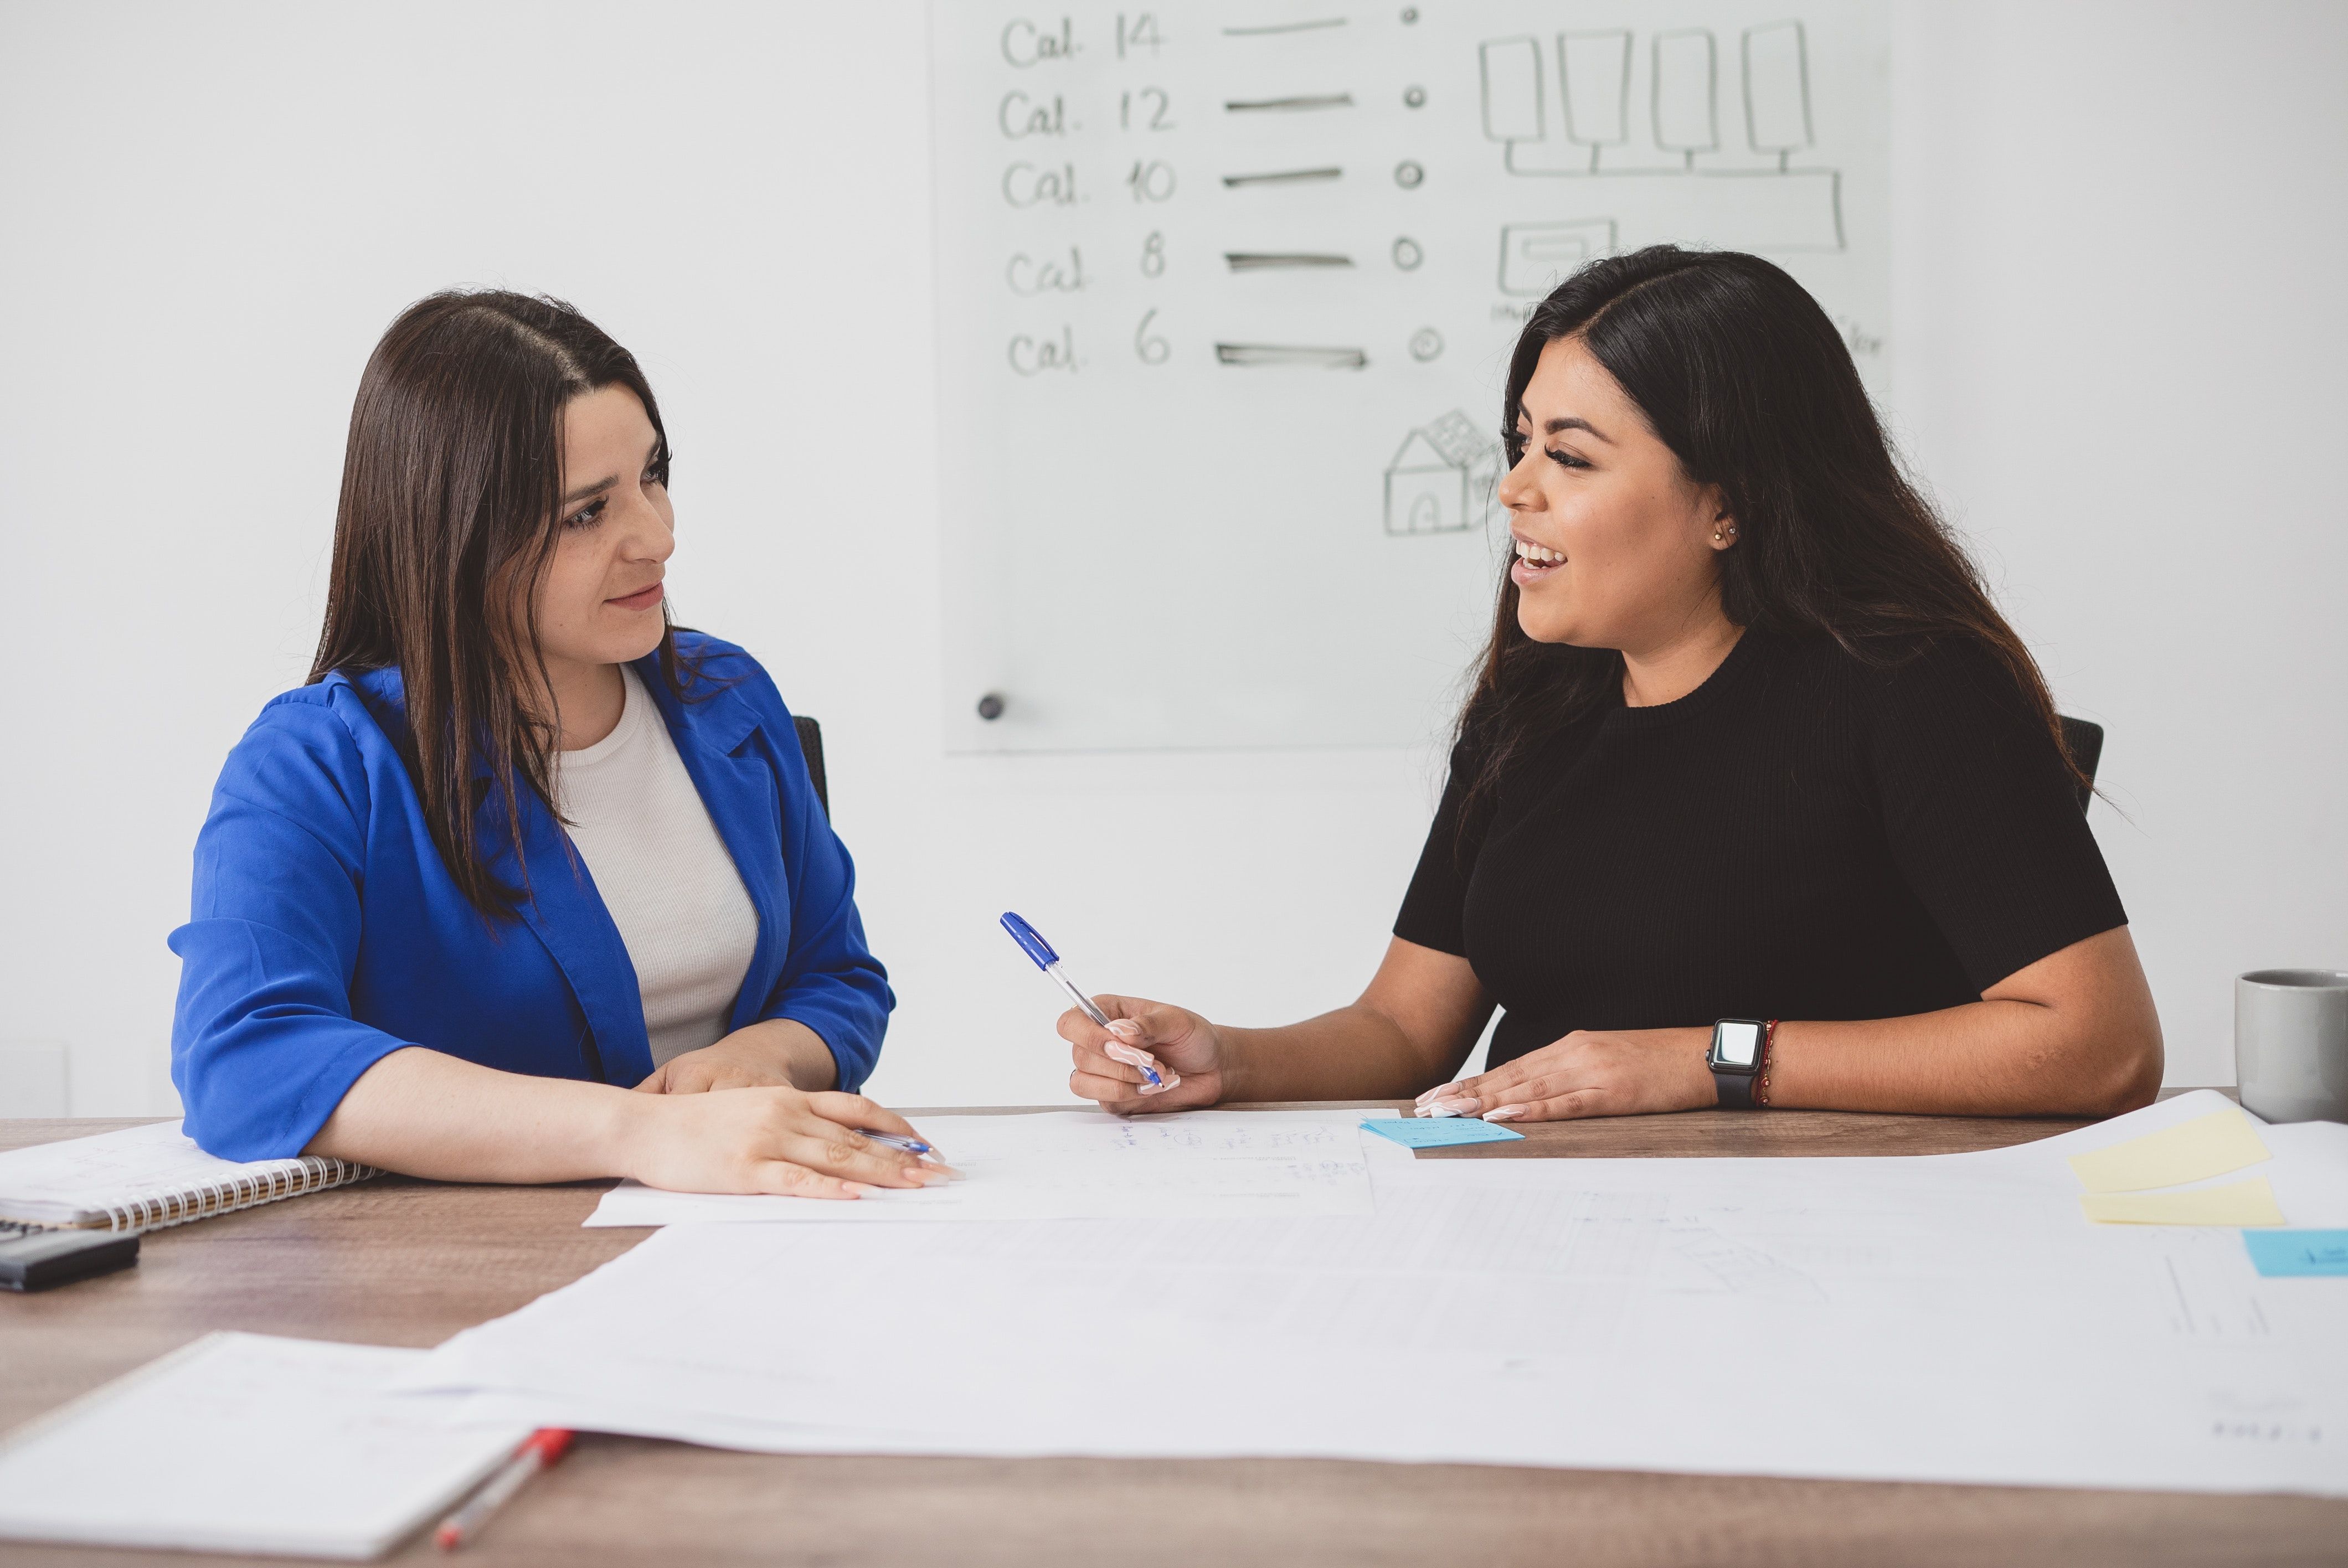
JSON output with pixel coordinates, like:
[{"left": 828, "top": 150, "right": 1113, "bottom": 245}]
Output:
[
  {"left": 860, "top": 1131, "right": 933, "bottom": 1156},
  {"left": 999, "top": 911, "right": 1163, "bottom": 1089}
]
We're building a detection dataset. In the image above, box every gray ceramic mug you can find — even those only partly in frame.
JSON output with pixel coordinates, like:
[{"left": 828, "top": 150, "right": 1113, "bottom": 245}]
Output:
[{"left": 2236, "top": 969, "right": 2348, "bottom": 1123}]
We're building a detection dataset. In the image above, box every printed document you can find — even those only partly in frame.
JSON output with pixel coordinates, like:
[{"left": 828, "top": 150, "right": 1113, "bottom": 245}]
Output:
[{"left": 587, "top": 1109, "right": 1388, "bottom": 1224}]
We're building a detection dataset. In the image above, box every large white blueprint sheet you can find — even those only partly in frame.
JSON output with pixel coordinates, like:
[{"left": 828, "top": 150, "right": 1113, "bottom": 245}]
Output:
[
  {"left": 586, "top": 1110, "right": 1387, "bottom": 1224},
  {"left": 410, "top": 1094, "right": 2348, "bottom": 1496}
]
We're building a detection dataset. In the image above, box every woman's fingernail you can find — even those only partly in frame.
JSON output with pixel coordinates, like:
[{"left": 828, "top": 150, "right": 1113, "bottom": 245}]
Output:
[
  {"left": 1425, "top": 1097, "right": 1476, "bottom": 1119},
  {"left": 1482, "top": 1106, "right": 1523, "bottom": 1122},
  {"left": 915, "top": 1168, "right": 955, "bottom": 1185},
  {"left": 1107, "top": 1019, "right": 1143, "bottom": 1039},
  {"left": 843, "top": 1182, "right": 878, "bottom": 1196},
  {"left": 1106, "top": 1044, "right": 1168, "bottom": 1084},
  {"left": 1414, "top": 1085, "right": 1446, "bottom": 1105}
]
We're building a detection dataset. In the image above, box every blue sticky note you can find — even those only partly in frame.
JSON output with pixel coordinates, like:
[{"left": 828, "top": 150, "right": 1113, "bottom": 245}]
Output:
[
  {"left": 2243, "top": 1229, "right": 2348, "bottom": 1277},
  {"left": 1362, "top": 1117, "right": 1526, "bottom": 1148}
]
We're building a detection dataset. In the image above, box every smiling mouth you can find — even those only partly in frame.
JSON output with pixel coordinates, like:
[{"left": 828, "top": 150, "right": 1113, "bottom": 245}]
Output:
[{"left": 1512, "top": 539, "right": 1565, "bottom": 576}]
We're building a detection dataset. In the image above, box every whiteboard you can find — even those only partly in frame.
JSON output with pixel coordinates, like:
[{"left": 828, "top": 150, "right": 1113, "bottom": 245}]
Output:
[{"left": 932, "top": 2, "right": 1888, "bottom": 752}]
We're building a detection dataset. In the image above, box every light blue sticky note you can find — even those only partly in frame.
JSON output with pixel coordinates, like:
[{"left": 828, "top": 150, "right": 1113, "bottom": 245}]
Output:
[
  {"left": 1362, "top": 1117, "right": 1526, "bottom": 1148},
  {"left": 2243, "top": 1229, "right": 2348, "bottom": 1277}
]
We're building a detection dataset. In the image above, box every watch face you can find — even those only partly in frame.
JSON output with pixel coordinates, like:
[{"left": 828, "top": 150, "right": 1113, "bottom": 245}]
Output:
[{"left": 1714, "top": 1020, "right": 1762, "bottom": 1069}]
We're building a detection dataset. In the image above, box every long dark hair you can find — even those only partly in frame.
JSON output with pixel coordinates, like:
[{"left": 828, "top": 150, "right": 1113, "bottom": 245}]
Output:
[
  {"left": 310, "top": 290, "right": 695, "bottom": 919},
  {"left": 1461, "top": 245, "right": 2074, "bottom": 809}
]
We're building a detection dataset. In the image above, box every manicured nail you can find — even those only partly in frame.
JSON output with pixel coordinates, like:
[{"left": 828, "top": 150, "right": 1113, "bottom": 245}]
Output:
[
  {"left": 1425, "top": 1097, "right": 1476, "bottom": 1119},
  {"left": 1414, "top": 1085, "right": 1450, "bottom": 1105},
  {"left": 1482, "top": 1106, "right": 1523, "bottom": 1122},
  {"left": 1105, "top": 1043, "right": 1167, "bottom": 1087},
  {"left": 843, "top": 1182, "right": 878, "bottom": 1196},
  {"left": 1107, "top": 1018, "right": 1143, "bottom": 1039},
  {"left": 915, "top": 1168, "right": 955, "bottom": 1186}
]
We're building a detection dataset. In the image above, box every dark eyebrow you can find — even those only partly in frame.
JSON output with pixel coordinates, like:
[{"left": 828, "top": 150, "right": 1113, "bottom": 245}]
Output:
[{"left": 1513, "top": 406, "right": 1613, "bottom": 443}]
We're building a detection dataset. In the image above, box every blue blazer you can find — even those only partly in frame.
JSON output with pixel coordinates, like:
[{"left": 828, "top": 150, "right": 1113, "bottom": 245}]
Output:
[{"left": 169, "top": 632, "right": 893, "bottom": 1162}]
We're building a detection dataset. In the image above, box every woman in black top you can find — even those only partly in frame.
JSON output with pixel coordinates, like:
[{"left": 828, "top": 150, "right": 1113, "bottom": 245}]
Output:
[{"left": 1063, "top": 246, "right": 2162, "bottom": 1123}]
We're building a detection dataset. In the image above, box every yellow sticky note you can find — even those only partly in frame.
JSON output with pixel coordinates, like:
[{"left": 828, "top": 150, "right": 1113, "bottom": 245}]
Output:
[
  {"left": 2079, "top": 1176, "right": 2285, "bottom": 1226},
  {"left": 2066, "top": 1107, "right": 2270, "bottom": 1194}
]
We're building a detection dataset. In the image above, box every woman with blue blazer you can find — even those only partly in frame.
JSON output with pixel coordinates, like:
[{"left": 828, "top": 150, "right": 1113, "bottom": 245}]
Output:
[{"left": 169, "top": 291, "right": 948, "bottom": 1199}]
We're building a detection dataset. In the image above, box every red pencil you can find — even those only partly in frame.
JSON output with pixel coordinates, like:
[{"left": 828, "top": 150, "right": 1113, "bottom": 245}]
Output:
[{"left": 435, "top": 1428, "right": 574, "bottom": 1551}]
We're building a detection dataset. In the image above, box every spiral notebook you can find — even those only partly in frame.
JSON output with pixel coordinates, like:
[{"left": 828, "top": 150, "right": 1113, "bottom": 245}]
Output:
[{"left": 0, "top": 1120, "right": 377, "bottom": 1232}]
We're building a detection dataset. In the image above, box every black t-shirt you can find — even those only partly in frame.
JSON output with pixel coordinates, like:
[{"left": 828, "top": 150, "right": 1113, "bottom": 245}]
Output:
[{"left": 1393, "top": 630, "right": 2127, "bottom": 1070}]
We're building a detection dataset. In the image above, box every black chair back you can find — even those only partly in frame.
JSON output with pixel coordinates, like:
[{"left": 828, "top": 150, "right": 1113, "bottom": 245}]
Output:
[
  {"left": 792, "top": 715, "right": 828, "bottom": 818},
  {"left": 2058, "top": 715, "right": 2104, "bottom": 816}
]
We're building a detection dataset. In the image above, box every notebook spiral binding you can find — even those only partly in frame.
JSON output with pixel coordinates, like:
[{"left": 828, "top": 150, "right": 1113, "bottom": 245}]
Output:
[{"left": 94, "top": 1158, "right": 380, "bottom": 1234}]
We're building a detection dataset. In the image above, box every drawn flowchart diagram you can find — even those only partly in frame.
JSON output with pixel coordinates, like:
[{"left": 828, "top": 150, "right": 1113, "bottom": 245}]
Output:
[{"left": 1482, "top": 20, "right": 1843, "bottom": 296}]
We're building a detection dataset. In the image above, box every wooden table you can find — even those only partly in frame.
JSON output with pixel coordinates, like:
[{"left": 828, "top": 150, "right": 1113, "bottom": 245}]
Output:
[{"left": 3, "top": 1106, "right": 2341, "bottom": 1568}]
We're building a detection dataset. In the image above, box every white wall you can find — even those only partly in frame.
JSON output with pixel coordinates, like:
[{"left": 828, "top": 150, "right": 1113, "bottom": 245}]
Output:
[
  {"left": 1889, "top": 0, "right": 2348, "bottom": 1090},
  {"left": 1, "top": 1, "right": 2340, "bottom": 1116}
]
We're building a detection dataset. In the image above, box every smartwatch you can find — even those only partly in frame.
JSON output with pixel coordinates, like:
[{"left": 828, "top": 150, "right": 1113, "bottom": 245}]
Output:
[{"left": 1708, "top": 1018, "right": 1771, "bottom": 1109}]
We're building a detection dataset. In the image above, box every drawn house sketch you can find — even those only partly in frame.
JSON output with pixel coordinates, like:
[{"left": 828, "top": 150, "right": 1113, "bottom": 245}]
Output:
[
  {"left": 1385, "top": 411, "right": 1502, "bottom": 537},
  {"left": 1481, "top": 19, "right": 1842, "bottom": 262}
]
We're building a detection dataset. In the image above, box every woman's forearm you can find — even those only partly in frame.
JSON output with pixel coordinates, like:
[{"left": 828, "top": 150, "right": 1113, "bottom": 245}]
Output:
[
  {"left": 305, "top": 1046, "right": 649, "bottom": 1183},
  {"left": 1769, "top": 1002, "right": 2160, "bottom": 1116},
  {"left": 1770, "top": 930, "right": 2164, "bottom": 1116},
  {"left": 1218, "top": 1003, "right": 1461, "bottom": 1103},
  {"left": 1213, "top": 938, "right": 1494, "bottom": 1104}
]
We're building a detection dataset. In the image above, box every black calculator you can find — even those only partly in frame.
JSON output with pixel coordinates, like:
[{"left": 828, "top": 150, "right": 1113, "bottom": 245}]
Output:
[{"left": 0, "top": 1220, "right": 140, "bottom": 1291}]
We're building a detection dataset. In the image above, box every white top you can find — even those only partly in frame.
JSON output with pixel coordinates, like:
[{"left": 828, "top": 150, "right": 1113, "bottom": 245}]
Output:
[{"left": 556, "top": 667, "right": 759, "bottom": 1069}]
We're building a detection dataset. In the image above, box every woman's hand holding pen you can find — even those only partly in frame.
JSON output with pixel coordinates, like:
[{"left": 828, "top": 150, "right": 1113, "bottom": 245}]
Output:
[
  {"left": 620, "top": 1087, "right": 958, "bottom": 1199},
  {"left": 1060, "top": 998, "right": 1227, "bottom": 1114}
]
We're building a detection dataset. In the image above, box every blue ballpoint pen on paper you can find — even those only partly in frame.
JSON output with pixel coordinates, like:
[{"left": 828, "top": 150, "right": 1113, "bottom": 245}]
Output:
[
  {"left": 860, "top": 1131, "right": 932, "bottom": 1156},
  {"left": 998, "top": 911, "right": 1165, "bottom": 1090}
]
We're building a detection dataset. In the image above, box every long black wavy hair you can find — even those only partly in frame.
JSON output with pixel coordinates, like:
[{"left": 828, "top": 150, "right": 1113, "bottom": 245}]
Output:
[{"left": 1459, "top": 245, "right": 2074, "bottom": 812}]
